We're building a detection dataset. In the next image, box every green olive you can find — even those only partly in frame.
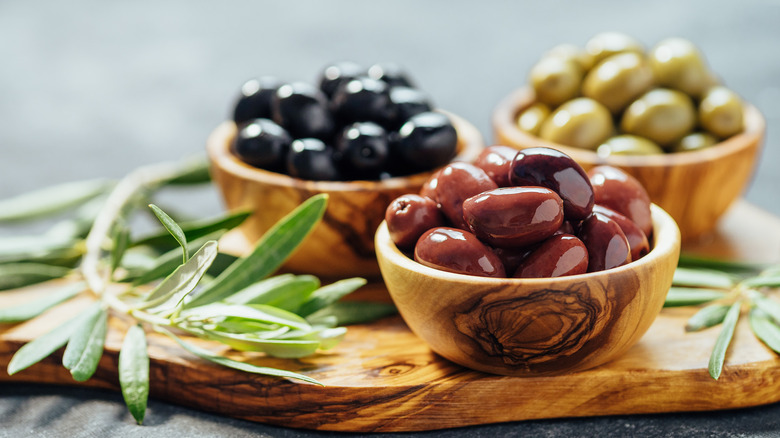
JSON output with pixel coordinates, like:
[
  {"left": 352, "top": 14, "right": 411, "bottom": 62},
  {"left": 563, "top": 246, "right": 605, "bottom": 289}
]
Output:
[
  {"left": 670, "top": 132, "right": 719, "bottom": 153},
  {"left": 540, "top": 97, "right": 613, "bottom": 150},
  {"left": 620, "top": 88, "right": 696, "bottom": 146},
  {"left": 544, "top": 44, "right": 594, "bottom": 72},
  {"left": 648, "top": 38, "right": 711, "bottom": 98},
  {"left": 584, "top": 32, "right": 644, "bottom": 65},
  {"left": 582, "top": 52, "right": 654, "bottom": 114},
  {"left": 530, "top": 57, "right": 583, "bottom": 107},
  {"left": 597, "top": 135, "right": 664, "bottom": 156},
  {"left": 516, "top": 102, "right": 551, "bottom": 136},
  {"left": 699, "top": 86, "right": 744, "bottom": 138}
]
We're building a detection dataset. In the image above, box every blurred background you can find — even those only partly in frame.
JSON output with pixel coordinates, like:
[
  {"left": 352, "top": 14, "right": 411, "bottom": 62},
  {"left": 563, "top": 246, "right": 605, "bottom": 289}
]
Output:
[{"left": 1, "top": 0, "right": 780, "bottom": 436}]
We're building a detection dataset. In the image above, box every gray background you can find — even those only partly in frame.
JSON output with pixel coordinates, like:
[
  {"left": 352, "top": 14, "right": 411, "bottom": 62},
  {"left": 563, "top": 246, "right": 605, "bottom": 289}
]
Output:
[{"left": 1, "top": 0, "right": 780, "bottom": 436}]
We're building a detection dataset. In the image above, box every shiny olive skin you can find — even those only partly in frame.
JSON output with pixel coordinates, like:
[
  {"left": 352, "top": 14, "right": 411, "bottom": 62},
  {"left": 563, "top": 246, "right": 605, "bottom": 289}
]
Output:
[
  {"left": 386, "top": 194, "right": 445, "bottom": 249},
  {"left": 272, "top": 82, "right": 334, "bottom": 141},
  {"left": 317, "top": 61, "right": 366, "bottom": 98},
  {"left": 330, "top": 76, "right": 392, "bottom": 126},
  {"left": 492, "top": 246, "right": 532, "bottom": 277},
  {"left": 620, "top": 88, "right": 696, "bottom": 147},
  {"left": 555, "top": 220, "right": 576, "bottom": 236},
  {"left": 509, "top": 147, "right": 594, "bottom": 221},
  {"left": 582, "top": 52, "right": 654, "bottom": 114},
  {"left": 585, "top": 32, "right": 644, "bottom": 65},
  {"left": 231, "top": 118, "right": 292, "bottom": 172},
  {"left": 335, "top": 122, "right": 389, "bottom": 179},
  {"left": 462, "top": 186, "right": 564, "bottom": 248},
  {"left": 514, "top": 234, "right": 589, "bottom": 278},
  {"left": 540, "top": 97, "right": 613, "bottom": 150},
  {"left": 699, "top": 86, "right": 744, "bottom": 139},
  {"left": 648, "top": 38, "right": 710, "bottom": 98},
  {"left": 545, "top": 43, "right": 594, "bottom": 72},
  {"left": 414, "top": 227, "right": 506, "bottom": 278},
  {"left": 593, "top": 205, "right": 650, "bottom": 261},
  {"left": 435, "top": 163, "right": 498, "bottom": 229},
  {"left": 516, "top": 102, "right": 550, "bottom": 136},
  {"left": 530, "top": 56, "right": 583, "bottom": 107},
  {"left": 367, "top": 62, "right": 415, "bottom": 88},
  {"left": 671, "top": 132, "right": 718, "bottom": 153},
  {"left": 386, "top": 86, "right": 433, "bottom": 129},
  {"left": 578, "top": 212, "right": 631, "bottom": 272},
  {"left": 286, "top": 138, "right": 341, "bottom": 181},
  {"left": 233, "top": 76, "right": 284, "bottom": 124},
  {"left": 395, "top": 112, "right": 458, "bottom": 172},
  {"left": 474, "top": 145, "right": 518, "bottom": 187},
  {"left": 587, "top": 165, "right": 652, "bottom": 237},
  {"left": 597, "top": 135, "right": 664, "bottom": 157},
  {"left": 420, "top": 169, "right": 441, "bottom": 203}
]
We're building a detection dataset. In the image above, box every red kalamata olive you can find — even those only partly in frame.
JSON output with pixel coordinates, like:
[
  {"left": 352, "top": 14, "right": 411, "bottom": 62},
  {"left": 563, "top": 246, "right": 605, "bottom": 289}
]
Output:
[
  {"left": 414, "top": 227, "right": 506, "bottom": 278},
  {"left": 493, "top": 245, "right": 534, "bottom": 276},
  {"left": 554, "top": 220, "right": 576, "bottom": 236},
  {"left": 587, "top": 165, "right": 652, "bottom": 237},
  {"left": 386, "top": 194, "right": 445, "bottom": 249},
  {"left": 462, "top": 186, "right": 564, "bottom": 248},
  {"left": 435, "top": 163, "right": 498, "bottom": 229},
  {"left": 514, "top": 234, "right": 588, "bottom": 278},
  {"left": 593, "top": 205, "right": 650, "bottom": 261},
  {"left": 579, "top": 211, "right": 631, "bottom": 272},
  {"left": 473, "top": 145, "right": 518, "bottom": 187},
  {"left": 508, "top": 147, "right": 594, "bottom": 221},
  {"left": 420, "top": 169, "right": 441, "bottom": 204}
]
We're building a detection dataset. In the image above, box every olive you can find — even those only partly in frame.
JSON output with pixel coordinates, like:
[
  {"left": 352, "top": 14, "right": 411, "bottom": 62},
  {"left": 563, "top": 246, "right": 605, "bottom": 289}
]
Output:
[
  {"left": 648, "top": 38, "right": 711, "bottom": 98},
  {"left": 473, "top": 145, "right": 518, "bottom": 187},
  {"left": 286, "top": 138, "right": 341, "bottom": 181},
  {"left": 554, "top": 220, "right": 576, "bottom": 236},
  {"left": 233, "top": 76, "right": 284, "bottom": 124},
  {"left": 620, "top": 88, "right": 696, "bottom": 147},
  {"left": 516, "top": 103, "right": 550, "bottom": 136},
  {"left": 545, "top": 43, "right": 594, "bottom": 72},
  {"left": 699, "top": 86, "right": 744, "bottom": 139},
  {"left": 395, "top": 112, "right": 458, "bottom": 172},
  {"left": 587, "top": 165, "right": 652, "bottom": 237},
  {"left": 514, "top": 234, "right": 588, "bottom": 278},
  {"left": 462, "top": 187, "right": 564, "bottom": 248},
  {"left": 231, "top": 119, "right": 292, "bottom": 172},
  {"left": 386, "top": 86, "right": 433, "bottom": 129},
  {"left": 414, "top": 227, "right": 506, "bottom": 278},
  {"left": 318, "top": 61, "right": 366, "bottom": 98},
  {"left": 597, "top": 135, "right": 664, "bottom": 157},
  {"left": 582, "top": 52, "right": 654, "bottom": 114},
  {"left": 540, "top": 97, "right": 613, "bottom": 150},
  {"left": 368, "top": 62, "right": 415, "bottom": 88},
  {"left": 670, "top": 132, "right": 718, "bottom": 153},
  {"left": 435, "top": 162, "right": 498, "bottom": 230},
  {"left": 509, "top": 147, "right": 595, "bottom": 221},
  {"left": 493, "top": 246, "right": 531, "bottom": 277},
  {"left": 330, "top": 76, "right": 392, "bottom": 126},
  {"left": 585, "top": 32, "right": 644, "bottom": 65},
  {"left": 335, "top": 122, "right": 389, "bottom": 179},
  {"left": 385, "top": 194, "right": 445, "bottom": 249},
  {"left": 593, "top": 205, "right": 650, "bottom": 261},
  {"left": 420, "top": 169, "right": 442, "bottom": 203},
  {"left": 529, "top": 56, "right": 583, "bottom": 107},
  {"left": 578, "top": 211, "right": 631, "bottom": 272},
  {"left": 272, "top": 82, "right": 334, "bottom": 141}
]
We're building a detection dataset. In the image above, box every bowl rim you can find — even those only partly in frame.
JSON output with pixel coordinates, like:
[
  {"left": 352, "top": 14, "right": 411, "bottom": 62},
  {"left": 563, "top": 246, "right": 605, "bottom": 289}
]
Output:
[
  {"left": 492, "top": 87, "right": 765, "bottom": 168},
  {"left": 375, "top": 203, "right": 680, "bottom": 285},
  {"left": 207, "top": 110, "right": 484, "bottom": 192}
]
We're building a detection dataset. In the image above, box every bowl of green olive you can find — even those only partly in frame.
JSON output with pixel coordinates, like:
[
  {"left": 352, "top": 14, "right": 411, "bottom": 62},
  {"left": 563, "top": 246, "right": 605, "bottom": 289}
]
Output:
[{"left": 492, "top": 32, "right": 765, "bottom": 240}]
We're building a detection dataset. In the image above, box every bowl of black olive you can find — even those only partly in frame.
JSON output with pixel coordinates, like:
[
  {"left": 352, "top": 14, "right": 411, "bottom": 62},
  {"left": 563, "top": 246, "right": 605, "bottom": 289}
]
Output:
[{"left": 207, "top": 62, "right": 484, "bottom": 278}]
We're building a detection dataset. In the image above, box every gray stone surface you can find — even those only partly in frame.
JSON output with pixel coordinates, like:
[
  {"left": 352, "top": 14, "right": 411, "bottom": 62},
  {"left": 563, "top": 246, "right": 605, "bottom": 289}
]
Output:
[{"left": 1, "top": 0, "right": 779, "bottom": 436}]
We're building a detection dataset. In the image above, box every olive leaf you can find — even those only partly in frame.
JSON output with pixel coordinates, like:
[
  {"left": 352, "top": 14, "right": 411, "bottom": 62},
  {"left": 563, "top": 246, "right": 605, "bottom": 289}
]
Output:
[
  {"left": 127, "top": 232, "right": 228, "bottom": 285},
  {"left": 685, "top": 304, "right": 730, "bottom": 332},
  {"left": 179, "top": 303, "right": 311, "bottom": 331},
  {"left": 664, "top": 287, "right": 728, "bottom": 307},
  {"left": 678, "top": 253, "right": 765, "bottom": 274},
  {"left": 0, "top": 263, "right": 72, "bottom": 291},
  {"left": 0, "top": 282, "right": 85, "bottom": 323},
  {"left": 0, "top": 234, "right": 80, "bottom": 265},
  {"left": 158, "top": 157, "right": 211, "bottom": 186},
  {"left": 297, "top": 278, "right": 368, "bottom": 317},
  {"left": 110, "top": 223, "right": 132, "bottom": 275},
  {"left": 305, "top": 301, "right": 397, "bottom": 326},
  {"left": 0, "top": 179, "right": 113, "bottom": 223},
  {"left": 192, "top": 327, "right": 321, "bottom": 357},
  {"left": 149, "top": 204, "right": 188, "bottom": 263},
  {"left": 673, "top": 267, "right": 735, "bottom": 290},
  {"left": 224, "top": 274, "right": 320, "bottom": 311},
  {"left": 62, "top": 308, "right": 108, "bottom": 382},
  {"left": 742, "top": 275, "right": 780, "bottom": 289},
  {"left": 748, "top": 291, "right": 780, "bottom": 324},
  {"left": 709, "top": 301, "right": 742, "bottom": 380},
  {"left": 749, "top": 309, "right": 780, "bottom": 354},
  {"left": 119, "top": 324, "right": 149, "bottom": 425},
  {"left": 131, "top": 210, "right": 250, "bottom": 251}
]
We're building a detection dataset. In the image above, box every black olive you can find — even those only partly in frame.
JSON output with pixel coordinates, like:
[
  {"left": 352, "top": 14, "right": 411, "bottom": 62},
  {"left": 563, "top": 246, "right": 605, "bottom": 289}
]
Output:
[
  {"left": 385, "top": 86, "right": 433, "bottom": 129},
  {"left": 330, "top": 77, "right": 392, "bottom": 126},
  {"left": 317, "top": 61, "right": 366, "bottom": 98},
  {"left": 272, "top": 82, "right": 334, "bottom": 141},
  {"left": 335, "top": 122, "right": 389, "bottom": 180},
  {"left": 395, "top": 112, "right": 457, "bottom": 172},
  {"left": 232, "top": 76, "right": 284, "bottom": 124},
  {"left": 367, "top": 62, "right": 415, "bottom": 88},
  {"left": 286, "top": 138, "right": 341, "bottom": 181},
  {"left": 231, "top": 119, "right": 292, "bottom": 172}
]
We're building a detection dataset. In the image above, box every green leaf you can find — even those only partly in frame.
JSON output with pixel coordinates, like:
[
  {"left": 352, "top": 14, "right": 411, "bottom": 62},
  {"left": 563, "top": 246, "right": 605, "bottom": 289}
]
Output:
[
  {"left": 132, "top": 210, "right": 250, "bottom": 251},
  {"left": 179, "top": 303, "right": 311, "bottom": 331},
  {"left": 0, "top": 235, "right": 80, "bottom": 265},
  {"left": 749, "top": 309, "right": 780, "bottom": 354},
  {"left": 0, "top": 263, "right": 72, "bottom": 291},
  {"left": 0, "top": 282, "right": 85, "bottom": 323},
  {"left": 184, "top": 195, "right": 328, "bottom": 308},
  {"left": 685, "top": 304, "right": 730, "bottom": 332},
  {"left": 195, "top": 328, "right": 321, "bottom": 357},
  {"left": 664, "top": 287, "right": 728, "bottom": 307},
  {"left": 128, "top": 232, "right": 228, "bottom": 285},
  {"left": 749, "top": 292, "right": 780, "bottom": 324},
  {"left": 678, "top": 253, "right": 765, "bottom": 274},
  {"left": 110, "top": 224, "right": 132, "bottom": 275},
  {"left": 305, "top": 301, "right": 397, "bottom": 326},
  {"left": 157, "top": 327, "right": 322, "bottom": 385},
  {"left": 62, "top": 308, "right": 108, "bottom": 382},
  {"left": 673, "top": 267, "right": 735, "bottom": 290},
  {"left": 709, "top": 301, "right": 742, "bottom": 380},
  {"left": 224, "top": 275, "right": 320, "bottom": 312},
  {"left": 119, "top": 324, "right": 149, "bottom": 425},
  {"left": 743, "top": 276, "right": 780, "bottom": 289},
  {"left": 158, "top": 157, "right": 211, "bottom": 186},
  {"left": 297, "top": 278, "right": 368, "bottom": 317},
  {"left": 7, "top": 303, "right": 101, "bottom": 375},
  {"left": 0, "top": 179, "right": 113, "bottom": 223},
  {"left": 149, "top": 204, "right": 188, "bottom": 263}
]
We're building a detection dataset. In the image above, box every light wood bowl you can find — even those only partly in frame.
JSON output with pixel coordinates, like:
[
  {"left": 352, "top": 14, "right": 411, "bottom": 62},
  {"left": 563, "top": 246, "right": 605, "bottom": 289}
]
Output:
[
  {"left": 492, "top": 87, "right": 765, "bottom": 241},
  {"left": 207, "top": 112, "right": 484, "bottom": 279},
  {"left": 375, "top": 204, "right": 680, "bottom": 376}
]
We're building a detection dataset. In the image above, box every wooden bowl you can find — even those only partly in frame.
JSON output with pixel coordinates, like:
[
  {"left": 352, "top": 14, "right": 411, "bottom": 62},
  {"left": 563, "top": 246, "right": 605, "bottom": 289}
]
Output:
[
  {"left": 375, "top": 204, "right": 680, "bottom": 376},
  {"left": 207, "top": 113, "right": 484, "bottom": 279},
  {"left": 492, "top": 87, "right": 765, "bottom": 241}
]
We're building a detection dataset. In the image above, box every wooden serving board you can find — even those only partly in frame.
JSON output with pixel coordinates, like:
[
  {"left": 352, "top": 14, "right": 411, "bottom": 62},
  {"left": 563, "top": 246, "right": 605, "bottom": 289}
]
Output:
[{"left": 2, "top": 201, "right": 780, "bottom": 432}]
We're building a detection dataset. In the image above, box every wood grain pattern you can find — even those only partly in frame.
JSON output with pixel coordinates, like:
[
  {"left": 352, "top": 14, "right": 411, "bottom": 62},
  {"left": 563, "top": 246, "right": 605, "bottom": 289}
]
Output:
[
  {"left": 2, "top": 201, "right": 780, "bottom": 432},
  {"left": 492, "top": 87, "right": 765, "bottom": 241},
  {"left": 376, "top": 204, "right": 680, "bottom": 376},
  {"left": 206, "top": 112, "right": 484, "bottom": 280}
]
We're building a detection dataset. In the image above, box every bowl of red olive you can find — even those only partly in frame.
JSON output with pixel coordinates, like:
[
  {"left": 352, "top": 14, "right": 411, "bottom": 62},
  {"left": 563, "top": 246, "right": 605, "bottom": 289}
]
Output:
[
  {"left": 375, "top": 146, "right": 681, "bottom": 376},
  {"left": 492, "top": 33, "right": 765, "bottom": 240},
  {"left": 207, "top": 62, "right": 484, "bottom": 278}
]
